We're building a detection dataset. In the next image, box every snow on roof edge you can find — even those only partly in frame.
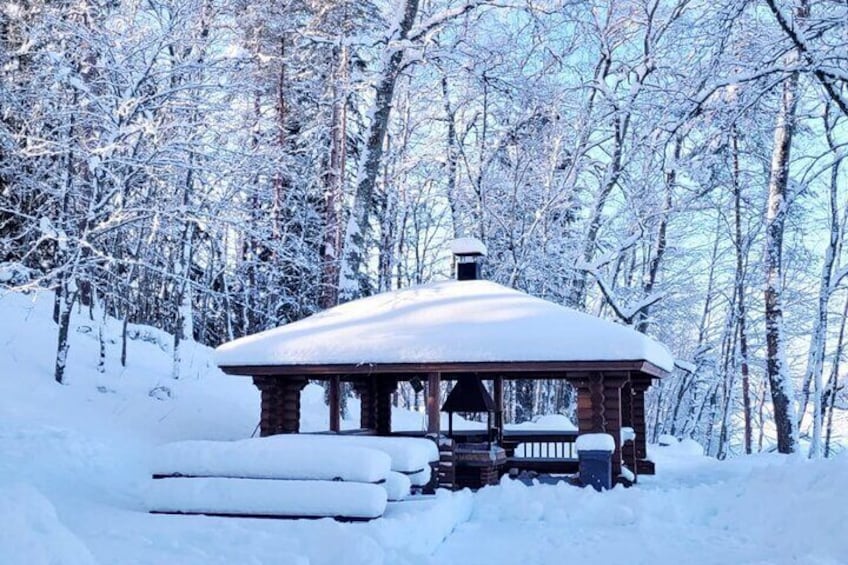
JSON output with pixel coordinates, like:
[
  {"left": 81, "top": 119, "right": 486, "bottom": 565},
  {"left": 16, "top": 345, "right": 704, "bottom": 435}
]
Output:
[{"left": 214, "top": 280, "right": 675, "bottom": 373}]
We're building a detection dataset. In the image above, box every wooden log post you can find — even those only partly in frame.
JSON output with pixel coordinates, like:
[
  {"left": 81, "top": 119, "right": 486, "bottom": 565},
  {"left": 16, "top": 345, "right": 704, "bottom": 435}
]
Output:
[
  {"left": 252, "top": 376, "right": 308, "bottom": 436},
  {"left": 375, "top": 378, "right": 397, "bottom": 436},
  {"left": 621, "top": 379, "right": 633, "bottom": 429},
  {"left": 630, "top": 378, "right": 650, "bottom": 459},
  {"left": 253, "top": 376, "right": 278, "bottom": 437},
  {"left": 621, "top": 377, "right": 637, "bottom": 475},
  {"left": 573, "top": 372, "right": 606, "bottom": 433},
  {"left": 568, "top": 372, "right": 628, "bottom": 479},
  {"left": 354, "top": 377, "right": 377, "bottom": 430},
  {"left": 427, "top": 372, "right": 441, "bottom": 434},
  {"left": 631, "top": 376, "right": 655, "bottom": 475},
  {"left": 494, "top": 375, "right": 504, "bottom": 442},
  {"left": 329, "top": 375, "right": 341, "bottom": 432},
  {"left": 603, "top": 373, "right": 628, "bottom": 479}
]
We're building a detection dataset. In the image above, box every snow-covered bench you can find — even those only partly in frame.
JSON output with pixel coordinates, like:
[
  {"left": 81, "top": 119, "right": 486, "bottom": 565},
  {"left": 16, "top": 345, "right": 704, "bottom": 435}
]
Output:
[
  {"left": 282, "top": 434, "right": 439, "bottom": 486},
  {"left": 148, "top": 478, "right": 388, "bottom": 520},
  {"left": 147, "top": 435, "right": 438, "bottom": 520}
]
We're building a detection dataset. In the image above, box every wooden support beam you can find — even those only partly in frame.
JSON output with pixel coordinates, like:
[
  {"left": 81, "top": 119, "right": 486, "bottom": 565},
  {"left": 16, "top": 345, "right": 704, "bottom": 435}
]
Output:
[
  {"left": 329, "top": 375, "right": 341, "bottom": 432},
  {"left": 427, "top": 372, "right": 441, "bottom": 434},
  {"left": 353, "top": 377, "right": 377, "bottom": 430},
  {"left": 621, "top": 379, "right": 633, "bottom": 427},
  {"left": 603, "top": 375, "right": 627, "bottom": 478},
  {"left": 621, "top": 376, "right": 637, "bottom": 480},
  {"left": 630, "top": 377, "right": 652, "bottom": 461},
  {"left": 494, "top": 375, "right": 504, "bottom": 442},
  {"left": 375, "top": 379, "right": 397, "bottom": 436}
]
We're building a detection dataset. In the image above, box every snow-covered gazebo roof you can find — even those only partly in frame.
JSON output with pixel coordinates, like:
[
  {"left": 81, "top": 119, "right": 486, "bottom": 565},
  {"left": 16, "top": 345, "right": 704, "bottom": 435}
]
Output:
[{"left": 215, "top": 280, "right": 674, "bottom": 377}]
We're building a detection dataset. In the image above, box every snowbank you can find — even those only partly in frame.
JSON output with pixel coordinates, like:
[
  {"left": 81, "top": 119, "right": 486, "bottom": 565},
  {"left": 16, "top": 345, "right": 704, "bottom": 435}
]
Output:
[
  {"left": 507, "top": 414, "right": 577, "bottom": 431},
  {"left": 152, "top": 438, "right": 391, "bottom": 483},
  {"left": 439, "top": 453, "right": 848, "bottom": 564},
  {"left": 657, "top": 433, "right": 678, "bottom": 446},
  {"left": 0, "top": 483, "right": 97, "bottom": 565},
  {"left": 147, "top": 477, "right": 388, "bottom": 519},
  {"left": 377, "top": 489, "right": 474, "bottom": 556}
]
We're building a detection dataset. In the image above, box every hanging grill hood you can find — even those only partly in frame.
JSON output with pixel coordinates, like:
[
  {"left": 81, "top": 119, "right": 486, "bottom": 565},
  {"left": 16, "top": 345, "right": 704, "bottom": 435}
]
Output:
[{"left": 441, "top": 375, "right": 495, "bottom": 413}]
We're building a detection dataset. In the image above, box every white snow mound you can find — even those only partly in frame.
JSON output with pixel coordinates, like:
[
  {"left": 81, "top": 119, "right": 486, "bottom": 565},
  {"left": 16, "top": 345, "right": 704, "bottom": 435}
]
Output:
[{"left": 0, "top": 483, "right": 98, "bottom": 565}]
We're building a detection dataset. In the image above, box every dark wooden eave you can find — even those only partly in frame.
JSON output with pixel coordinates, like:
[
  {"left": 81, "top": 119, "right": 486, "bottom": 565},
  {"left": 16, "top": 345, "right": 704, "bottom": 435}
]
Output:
[{"left": 219, "top": 359, "right": 668, "bottom": 379}]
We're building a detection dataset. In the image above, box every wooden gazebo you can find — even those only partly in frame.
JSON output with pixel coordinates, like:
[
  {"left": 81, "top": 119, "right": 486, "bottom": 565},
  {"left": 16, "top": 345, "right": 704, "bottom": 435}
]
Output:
[{"left": 215, "top": 275, "right": 673, "bottom": 484}]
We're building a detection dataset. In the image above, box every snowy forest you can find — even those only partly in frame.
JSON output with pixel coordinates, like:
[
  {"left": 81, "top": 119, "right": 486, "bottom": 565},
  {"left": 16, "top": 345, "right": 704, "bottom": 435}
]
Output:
[{"left": 2, "top": 0, "right": 848, "bottom": 460}]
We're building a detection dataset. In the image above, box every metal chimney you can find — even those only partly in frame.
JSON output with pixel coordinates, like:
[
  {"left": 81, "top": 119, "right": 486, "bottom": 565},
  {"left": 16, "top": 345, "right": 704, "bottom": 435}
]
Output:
[{"left": 450, "top": 237, "right": 487, "bottom": 281}]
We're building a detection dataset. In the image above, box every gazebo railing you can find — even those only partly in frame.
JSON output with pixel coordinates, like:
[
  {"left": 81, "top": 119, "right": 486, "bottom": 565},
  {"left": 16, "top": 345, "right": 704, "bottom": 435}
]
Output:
[
  {"left": 500, "top": 430, "right": 579, "bottom": 474},
  {"left": 392, "top": 429, "right": 580, "bottom": 475}
]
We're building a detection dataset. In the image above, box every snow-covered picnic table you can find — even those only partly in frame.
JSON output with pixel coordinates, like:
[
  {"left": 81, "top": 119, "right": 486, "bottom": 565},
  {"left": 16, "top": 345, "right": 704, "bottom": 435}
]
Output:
[{"left": 147, "top": 434, "right": 439, "bottom": 520}]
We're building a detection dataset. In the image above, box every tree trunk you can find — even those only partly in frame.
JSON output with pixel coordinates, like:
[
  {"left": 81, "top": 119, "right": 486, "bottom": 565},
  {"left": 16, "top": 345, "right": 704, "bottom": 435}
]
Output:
[
  {"left": 798, "top": 109, "right": 843, "bottom": 457},
  {"left": 635, "top": 138, "right": 678, "bottom": 333},
  {"left": 763, "top": 67, "right": 801, "bottom": 454},
  {"left": 172, "top": 223, "right": 194, "bottom": 380},
  {"left": 441, "top": 76, "right": 460, "bottom": 237},
  {"left": 731, "top": 130, "right": 753, "bottom": 454},
  {"left": 824, "top": 294, "right": 848, "bottom": 457},
  {"left": 319, "top": 41, "right": 349, "bottom": 309},
  {"left": 339, "top": 0, "right": 420, "bottom": 301},
  {"left": 54, "top": 278, "right": 76, "bottom": 384}
]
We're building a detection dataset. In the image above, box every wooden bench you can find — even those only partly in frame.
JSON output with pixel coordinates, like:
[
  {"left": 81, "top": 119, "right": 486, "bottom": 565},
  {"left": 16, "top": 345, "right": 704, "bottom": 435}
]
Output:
[{"left": 500, "top": 429, "right": 579, "bottom": 475}]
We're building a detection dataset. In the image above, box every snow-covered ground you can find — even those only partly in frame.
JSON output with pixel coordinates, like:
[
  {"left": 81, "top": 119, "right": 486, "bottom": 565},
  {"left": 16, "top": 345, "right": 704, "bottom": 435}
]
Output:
[
  {"left": 1, "top": 291, "right": 847, "bottom": 564},
  {"left": 438, "top": 445, "right": 848, "bottom": 565}
]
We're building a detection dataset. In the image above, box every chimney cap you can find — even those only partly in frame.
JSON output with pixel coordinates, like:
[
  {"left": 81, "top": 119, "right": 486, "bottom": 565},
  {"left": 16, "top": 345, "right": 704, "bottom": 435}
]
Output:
[{"left": 450, "top": 237, "right": 487, "bottom": 257}]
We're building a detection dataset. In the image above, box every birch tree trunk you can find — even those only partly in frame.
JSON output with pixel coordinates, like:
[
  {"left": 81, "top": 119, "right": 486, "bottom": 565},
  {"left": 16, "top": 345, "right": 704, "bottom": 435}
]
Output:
[
  {"left": 635, "top": 138, "right": 679, "bottom": 333},
  {"left": 339, "top": 0, "right": 420, "bottom": 301},
  {"left": 763, "top": 65, "right": 801, "bottom": 455},
  {"left": 54, "top": 77, "right": 80, "bottom": 385},
  {"left": 441, "top": 76, "right": 460, "bottom": 237},
  {"left": 824, "top": 294, "right": 848, "bottom": 457},
  {"left": 798, "top": 108, "right": 844, "bottom": 457},
  {"left": 170, "top": 1, "right": 210, "bottom": 380},
  {"left": 731, "top": 130, "right": 753, "bottom": 454},
  {"left": 54, "top": 275, "right": 76, "bottom": 384}
]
